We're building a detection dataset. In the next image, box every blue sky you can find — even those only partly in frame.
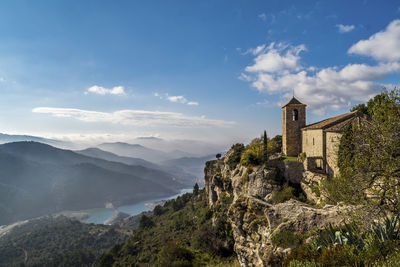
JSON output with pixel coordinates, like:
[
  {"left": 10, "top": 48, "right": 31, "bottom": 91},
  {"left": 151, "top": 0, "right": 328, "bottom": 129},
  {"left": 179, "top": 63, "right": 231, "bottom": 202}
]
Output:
[{"left": 0, "top": 0, "right": 399, "bottom": 147}]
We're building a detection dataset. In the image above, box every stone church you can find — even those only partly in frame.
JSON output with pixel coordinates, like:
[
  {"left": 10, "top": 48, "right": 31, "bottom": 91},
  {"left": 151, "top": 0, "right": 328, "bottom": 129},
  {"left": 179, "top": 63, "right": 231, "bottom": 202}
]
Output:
[{"left": 282, "top": 97, "right": 362, "bottom": 177}]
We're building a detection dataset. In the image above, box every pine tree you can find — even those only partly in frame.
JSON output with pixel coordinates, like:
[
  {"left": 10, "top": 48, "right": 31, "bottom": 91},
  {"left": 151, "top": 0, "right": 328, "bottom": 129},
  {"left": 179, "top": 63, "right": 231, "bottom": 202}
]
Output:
[
  {"left": 263, "top": 130, "right": 268, "bottom": 163},
  {"left": 193, "top": 183, "right": 199, "bottom": 196}
]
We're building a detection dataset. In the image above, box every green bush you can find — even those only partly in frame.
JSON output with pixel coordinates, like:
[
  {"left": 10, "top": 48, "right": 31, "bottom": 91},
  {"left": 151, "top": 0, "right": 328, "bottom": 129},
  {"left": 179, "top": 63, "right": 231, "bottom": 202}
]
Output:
[
  {"left": 286, "top": 216, "right": 400, "bottom": 266},
  {"left": 156, "top": 243, "right": 194, "bottom": 267},
  {"left": 153, "top": 205, "right": 164, "bottom": 216},
  {"left": 139, "top": 214, "right": 154, "bottom": 229},
  {"left": 240, "top": 139, "right": 263, "bottom": 166},
  {"left": 271, "top": 230, "right": 305, "bottom": 248},
  {"left": 271, "top": 187, "right": 296, "bottom": 203},
  {"left": 299, "top": 152, "right": 307, "bottom": 162},
  {"left": 271, "top": 184, "right": 306, "bottom": 204},
  {"left": 288, "top": 260, "right": 318, "bottom": 267},
  {"left": 226, "top": 143, "right": 245, "bottom": 170}
]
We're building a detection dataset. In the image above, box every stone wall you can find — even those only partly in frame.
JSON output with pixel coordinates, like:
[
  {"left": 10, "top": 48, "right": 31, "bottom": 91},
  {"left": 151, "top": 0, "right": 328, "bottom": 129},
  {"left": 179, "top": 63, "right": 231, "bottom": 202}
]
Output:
[
  {"left": 302, "top": 129, "right": 325, "bottom": 173},
  {"left": 282, "top": 104, "right": 306, "bottom": 157},
  {"left": 325, "top": 132, "right": 342, "bottom": 177},
  {"left": 302, "top": 129, "right": 324, "bottom": 158}
]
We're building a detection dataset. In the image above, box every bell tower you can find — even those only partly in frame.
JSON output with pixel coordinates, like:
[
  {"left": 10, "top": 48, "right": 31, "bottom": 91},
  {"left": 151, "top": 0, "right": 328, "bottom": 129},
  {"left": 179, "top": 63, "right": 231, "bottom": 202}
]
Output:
[{"left": 282, "top": 97, "right": 306, "bottom": 156}]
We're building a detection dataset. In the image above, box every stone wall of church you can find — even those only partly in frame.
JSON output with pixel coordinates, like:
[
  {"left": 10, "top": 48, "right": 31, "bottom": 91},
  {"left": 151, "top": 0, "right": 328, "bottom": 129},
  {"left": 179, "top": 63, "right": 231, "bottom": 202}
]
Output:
[
  {"left": 326, "top": 132, "right": 342, "bottom": 177},
  {"left": 302, "top": 129, "right": 325, "bottom": 171},
  {"left": 302, "top": 129, "right": 324, "bottom": 157}
]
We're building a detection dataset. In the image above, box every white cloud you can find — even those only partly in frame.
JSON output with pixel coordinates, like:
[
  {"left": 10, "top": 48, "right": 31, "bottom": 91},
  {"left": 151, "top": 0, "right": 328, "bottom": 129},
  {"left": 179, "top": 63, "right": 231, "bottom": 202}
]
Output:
[
  {"left": 155, "top": 93, "right": 199, "bottom": 106},
  {"left": 0, "top": 77, "right": 5, "bottom": 82},
  {"left": 336, "top": 24, "right": 355, "bottom": 33},
  {"left": 348, "top": 19, "right": 400, "bottom": 61},
  {"left": 32, "top": 107, "right": 233, "bottom": 128},
  {"left": 247, "top": 62, "right": 399, "bottom": 114},
  {"left": 245, "top": 42, "right": 306, "bottom": 73},
  {"left": 242, "top": 33, "right": 400, "bottom": 114},
  {"left": 85, "top": 85, "right": 126, "bottom": 95},
  {"left": 258, "top": 13, "right": 267, "bottom": 21},
  {"left": 167, "top": 95, "right": 187, "bottom": 104}
]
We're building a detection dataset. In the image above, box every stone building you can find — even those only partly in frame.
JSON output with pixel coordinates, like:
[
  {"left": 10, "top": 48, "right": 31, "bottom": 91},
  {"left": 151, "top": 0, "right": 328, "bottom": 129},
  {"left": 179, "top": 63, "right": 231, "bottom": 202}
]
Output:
[
  {"left": 282, "top": 97, "right": 306, "bottom": 157},
  {"left": 282, "top": 97, "right": 362, "bottom": 177}
]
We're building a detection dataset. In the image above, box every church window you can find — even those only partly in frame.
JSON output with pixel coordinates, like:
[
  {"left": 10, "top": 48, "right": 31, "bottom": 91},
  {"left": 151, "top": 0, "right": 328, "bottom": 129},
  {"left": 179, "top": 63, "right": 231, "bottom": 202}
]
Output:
[
  {"left": 313, "top": 138, "right": 315, "bottom": 145},
  {"left": 293, "top": 109, "right": 299, "bottom": 121}
]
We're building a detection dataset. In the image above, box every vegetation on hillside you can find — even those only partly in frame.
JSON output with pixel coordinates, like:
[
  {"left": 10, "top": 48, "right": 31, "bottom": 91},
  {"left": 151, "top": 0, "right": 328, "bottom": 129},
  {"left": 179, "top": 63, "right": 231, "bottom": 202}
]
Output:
[
  {"left": 285, "top": 215, "right": 400, "bottom": 266},
  {"left": 239, "top": 133, "right": 282, "bottom": 167},
  {"left": 324, "top": 88, "right": 400, "bottom": 215},
  {"left": 98, "top": 187, "right": 238, "bottom": 266},
  {"left": 295, "top": 88, "right": 400, "bottom": 266},
  {"left": 0, "top": 216, "right": 129, "bottom": 266}
]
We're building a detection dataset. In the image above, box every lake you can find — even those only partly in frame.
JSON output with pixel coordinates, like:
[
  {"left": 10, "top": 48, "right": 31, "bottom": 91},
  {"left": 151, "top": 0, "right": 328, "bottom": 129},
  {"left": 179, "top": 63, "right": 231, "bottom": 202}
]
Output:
[{"left": 85, "top": 188, "right": 192, "bottom": 224}]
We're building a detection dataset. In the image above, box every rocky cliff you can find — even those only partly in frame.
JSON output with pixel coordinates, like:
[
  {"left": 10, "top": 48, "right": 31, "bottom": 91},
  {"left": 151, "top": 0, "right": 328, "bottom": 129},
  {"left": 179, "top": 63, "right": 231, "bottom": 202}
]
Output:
[{"left": 204, "top": 148, "right": 348, "bottom": 266}]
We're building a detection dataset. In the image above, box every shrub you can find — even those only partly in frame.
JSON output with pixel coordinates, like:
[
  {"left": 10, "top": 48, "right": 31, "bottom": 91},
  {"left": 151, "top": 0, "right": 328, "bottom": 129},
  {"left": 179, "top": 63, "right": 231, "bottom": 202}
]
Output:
[
  {"left": 156, "top": 243, "right": 194, "bottom": 267},
  {"left": 271, "top": 230, "right": 305, "bottom": 248},
  {"left": 153, "top": 205, "right": 164, "bottom": 216},
  {"left": 271, "top": 186, "right": 296, "bottom": 204},
  {"left": 139, "top": 214, "right": 154, "bottom": 229},
  {"left": 288, "top": 260, "right": 318, "bottom": 267},
  {"left": 240, "top": 138, "right": 264, "bottom": 166},
  {"left": 226, "top": 143, "right": 245, "bottom": 170},
  {"left": 299, "top": 152, "right": 307, "bottom": 162},
  {"left": 271, "top": 184, "right": 305, "bottom": 203}
]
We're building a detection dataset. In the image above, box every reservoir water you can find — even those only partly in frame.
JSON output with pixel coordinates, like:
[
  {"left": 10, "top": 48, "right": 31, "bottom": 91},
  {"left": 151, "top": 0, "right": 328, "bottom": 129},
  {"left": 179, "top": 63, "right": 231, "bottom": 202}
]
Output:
[{"left": 85, "top": 188, "right": 192, "bottom": 224}]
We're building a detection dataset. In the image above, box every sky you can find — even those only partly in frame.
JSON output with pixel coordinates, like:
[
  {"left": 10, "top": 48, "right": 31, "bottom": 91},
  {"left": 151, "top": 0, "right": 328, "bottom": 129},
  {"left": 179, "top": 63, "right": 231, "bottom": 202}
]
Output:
[{"left": 0, "top": 0, "right": 400, "bottom": 148}]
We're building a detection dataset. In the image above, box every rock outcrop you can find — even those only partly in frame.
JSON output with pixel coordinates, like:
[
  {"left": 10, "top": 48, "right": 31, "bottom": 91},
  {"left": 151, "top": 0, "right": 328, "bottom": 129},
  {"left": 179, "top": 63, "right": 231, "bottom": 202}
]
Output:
[
  {"left": 104, "top": 210, "right": 130, "bottom": 225},
  {"left": 204, "top": 148, "right": 348, "bottom": 266}
]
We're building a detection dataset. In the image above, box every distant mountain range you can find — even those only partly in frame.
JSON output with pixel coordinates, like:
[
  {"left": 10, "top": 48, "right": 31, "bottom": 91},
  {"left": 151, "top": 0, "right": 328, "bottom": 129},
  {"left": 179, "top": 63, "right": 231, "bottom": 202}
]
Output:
[
  {"left": 0, "top": 133, "right": 69, "bottom": 147},
  {"left": 89, "top": 143, "right": 216, "bottom": 185},
  {"left": 77, "top": 147, "right": 160, "bottom": 169},
  {"left": 0, "top": 141, "right": 183, "bottom": 225},
  {"left": 77, "top": 146, "right": 212, "bottom": 186},
  {"left": 98, "top": 142, "right": 171, "bottom": 163}
]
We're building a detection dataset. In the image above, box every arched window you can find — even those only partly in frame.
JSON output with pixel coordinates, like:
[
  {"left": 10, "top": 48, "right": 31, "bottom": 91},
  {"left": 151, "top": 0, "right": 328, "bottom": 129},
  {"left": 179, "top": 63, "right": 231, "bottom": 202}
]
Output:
[{"left": 292, "top": 109, "right": 298, "bottom": 121}]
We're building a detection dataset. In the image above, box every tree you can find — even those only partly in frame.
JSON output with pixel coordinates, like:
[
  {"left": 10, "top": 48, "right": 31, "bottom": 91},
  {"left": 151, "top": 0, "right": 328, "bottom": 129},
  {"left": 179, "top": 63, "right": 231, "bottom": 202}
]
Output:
[
  {"left": 351, "top": 103, "right": 368, "bottom": 115},
  {"left": 139, "top": 214, "right": 154, "bottom": 229},
  {"left": 337, "top": 123, "right": 356, "bottom": 179},
  {"left": 156, "top": 243, "right": 194, "bottom": 267},
  {"left": 240, "top": 138, "right": 263, "bottom": 166},
  {"left": 326, "top": 88, "right": 400, "bottom": 214},
  {"left": 263, "top": 130, "right": 268, "bottom": 163},
  {"left": 193, "top": 183, "right": 199, "bottom": 196},
  {"left": 153, "top": 205, "right": 163, "bottom": 216},
  {"left": 216, "top": 153, "right": 222, "bottom": 160}
]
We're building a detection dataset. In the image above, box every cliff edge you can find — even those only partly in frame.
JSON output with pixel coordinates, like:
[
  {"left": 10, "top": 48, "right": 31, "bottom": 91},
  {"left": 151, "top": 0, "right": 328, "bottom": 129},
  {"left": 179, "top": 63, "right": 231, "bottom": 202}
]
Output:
[{"left": 204, "top": 146, "right": 349, "bottom": 266}]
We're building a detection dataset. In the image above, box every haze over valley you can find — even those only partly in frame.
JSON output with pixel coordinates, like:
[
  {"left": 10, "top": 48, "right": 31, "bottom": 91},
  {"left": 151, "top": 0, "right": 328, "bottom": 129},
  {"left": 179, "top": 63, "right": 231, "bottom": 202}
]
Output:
[{"left": 0, "top": 137, "right": 216, "bottom": 226}]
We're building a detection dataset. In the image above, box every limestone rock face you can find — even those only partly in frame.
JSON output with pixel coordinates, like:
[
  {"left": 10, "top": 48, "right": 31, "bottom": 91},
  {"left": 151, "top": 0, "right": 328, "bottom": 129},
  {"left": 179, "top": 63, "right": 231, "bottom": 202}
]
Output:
[
  {"left": 229, "top": 197, "right": 346, "bottom": 266},
  {"left": 300, "top": 171, "right": 327, "bottom": 204},
  {"left": 203, "top": 147, "right": 348, "bottom": 266},
  {"left": 104, "top": 210, "right": 130, "bottom": 225}
]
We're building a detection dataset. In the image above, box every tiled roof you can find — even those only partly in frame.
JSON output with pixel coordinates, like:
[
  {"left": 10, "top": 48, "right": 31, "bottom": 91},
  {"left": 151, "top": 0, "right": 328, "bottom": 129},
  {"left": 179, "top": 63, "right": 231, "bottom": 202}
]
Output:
[
  {"left": 282, "top": 97, "right": 306, "bottom": 107},
  {"left": 302, "top": 111, "right": 359, "bottom": 131}
]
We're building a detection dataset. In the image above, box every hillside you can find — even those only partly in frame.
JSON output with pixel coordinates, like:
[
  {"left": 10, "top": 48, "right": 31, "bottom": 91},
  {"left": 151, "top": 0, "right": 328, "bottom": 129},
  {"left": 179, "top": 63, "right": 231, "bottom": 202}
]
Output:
[
  {"left": 0, "top": 216, "right": 130, "bottom": 266},
  {"left": 0, "top": 142, "right": 183, "bottom": 225},
  {"left": 98, "top": 189, "right": 239, "bottom": 266},
  {"left": 160, "top": 154, "right": 216, "bottom": 185},
  {"left": 98, "top": 142, "right": 170, "bottom": 162},
  {"left": 76, "top": 147, "right": 199, "bottom": 186},
  {"left": 77, "top": 147, "right": 160, "bottom": 169},
  {"left": 99, "top": 134, "right": 400, "bottom": 266}
]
